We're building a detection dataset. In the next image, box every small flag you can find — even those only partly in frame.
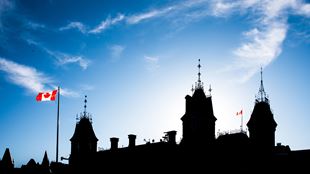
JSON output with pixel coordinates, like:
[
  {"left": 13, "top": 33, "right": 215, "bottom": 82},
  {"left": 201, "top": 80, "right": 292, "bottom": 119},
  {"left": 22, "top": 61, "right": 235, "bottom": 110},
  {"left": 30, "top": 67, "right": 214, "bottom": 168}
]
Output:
[
  {"left": 236, "top": 109, "right": 243, "bottom": 116},
  {"left": 36, "top": 90, "right": 58, "bottom": 101}
]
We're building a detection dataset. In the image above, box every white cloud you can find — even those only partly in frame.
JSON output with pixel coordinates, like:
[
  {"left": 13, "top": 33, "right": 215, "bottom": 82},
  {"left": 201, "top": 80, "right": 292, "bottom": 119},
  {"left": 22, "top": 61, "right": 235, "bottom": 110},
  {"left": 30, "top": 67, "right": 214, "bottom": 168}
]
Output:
[
  {"left": 26, "top": 21, "right": 45, "bottom": 30},
  {"left": 25, "top": 39, "right": 90, "bottom": 70},
  {"left": 0, "top": 57, "right": 50, "bottom": 93},
  {"left": 210, "top": 0, "right": 310, "bottom": 82},
  {"left": 89, "top": 14, "right": 125, "bottom": 34},
  {"left": 295, "top": 1, "right": 310, "bottom": 17},
  {"left": 109, "top": 44, "right": 125, "bottom": 60},
  {"left": 0, "top": 57, "right": 79, "bottom": 97},
  {"left": 56, "top": 55, "right": 90, "bottom": 70},
  {"left": 234, "top": 23, "right": 287, "bottom": 82},
  {"left": 59, "top": 21, "right": 87, "bottom": 33},
  {"left": 127, "top": 10, "right": 163, "bottom": 24},
  {"left": 145, "top": 56, "right": 160, "bottom": 72},
  {"left": 211, "top": 0, "right": 239, "bottom": 17}
]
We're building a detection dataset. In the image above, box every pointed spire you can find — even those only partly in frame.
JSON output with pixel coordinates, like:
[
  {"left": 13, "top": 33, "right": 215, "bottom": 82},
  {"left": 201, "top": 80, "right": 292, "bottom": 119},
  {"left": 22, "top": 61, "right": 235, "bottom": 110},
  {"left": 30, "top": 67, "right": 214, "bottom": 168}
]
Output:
[
  {"left": 41, "top": 151, "right": 49, "bottom": 168},
  {"left": 1, "top": 148, "right": 14, "bottom": 168},
  {"left": 256, "top": 67, "right": 268, "bottom": 103},
  {"left": 195, "top": 59, "right": 204, "bottom": 89}
]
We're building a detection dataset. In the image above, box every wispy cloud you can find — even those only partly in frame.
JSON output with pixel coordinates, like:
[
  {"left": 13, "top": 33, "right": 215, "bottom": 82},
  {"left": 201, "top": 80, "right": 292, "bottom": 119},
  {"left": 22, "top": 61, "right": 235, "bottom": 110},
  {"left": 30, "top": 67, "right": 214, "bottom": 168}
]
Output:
[
  {"left": 59, "top": 21, "right": 87, "bottom": 33},
  {"left": 26, "top": 21, "right": 45, "bottom": 30},
  {"left": 211, "top": 0, "right": 310, "bottom": 82},
  {"left": 64, "top": 1, "right": 209, "bottom": 34},
  {"left": 126, "top": 9, "right": 168, "bottom": 24},
  {"left": 56, "top": 55, "right": 90, "bottom": 70},
  {"left": 89, "top": 14, "right": 125, "bottom": 34},
  {"left": 144, "top": 56, "right": 160, "bottom": 72},
  {"left": 234, "top": 23, "right": 287, "bottom": 82},
  {"left": 26, "top": 38, "right": 90, "bottom": 70},
  {"left": 0, "top": 57, "right": 79, "bottom": 97},
  {"left": 0, "top": 57, "right": 51, "bottom": 93},
  {"left": 109, "top": 44, "right": 125, "bottom": 61}
]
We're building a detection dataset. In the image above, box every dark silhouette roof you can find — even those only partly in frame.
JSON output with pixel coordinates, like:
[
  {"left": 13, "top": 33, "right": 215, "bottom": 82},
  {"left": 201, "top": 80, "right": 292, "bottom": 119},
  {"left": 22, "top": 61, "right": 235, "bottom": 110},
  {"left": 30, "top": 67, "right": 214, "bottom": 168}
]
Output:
[
  {"left": 70, "top": 116, "right": 98, "bottom": 142},
  {"left": 26, "top": 159, "right": 37, "bottom": 168},
  {"left": 1, "top": 148, "right": 13, "bottom": 168},
  {"left": 247, "top": 101, "right": 277, "bottom": 129},
  {"left": 41, "top": 151, "right": 49, "bottom": 168}
]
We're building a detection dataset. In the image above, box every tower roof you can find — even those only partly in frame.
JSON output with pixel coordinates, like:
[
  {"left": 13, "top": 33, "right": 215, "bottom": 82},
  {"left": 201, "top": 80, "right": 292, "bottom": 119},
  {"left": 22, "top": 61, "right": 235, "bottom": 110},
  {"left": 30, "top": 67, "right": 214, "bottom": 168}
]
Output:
[
  {"left": 1, "top": 148, "right": 13, "bottom": 168},
  {"left": 70, "top": 96, "right": 98, "bottom": 142},
  {"left": 247, "top": 101, "right": 277, "bottom": 129}
]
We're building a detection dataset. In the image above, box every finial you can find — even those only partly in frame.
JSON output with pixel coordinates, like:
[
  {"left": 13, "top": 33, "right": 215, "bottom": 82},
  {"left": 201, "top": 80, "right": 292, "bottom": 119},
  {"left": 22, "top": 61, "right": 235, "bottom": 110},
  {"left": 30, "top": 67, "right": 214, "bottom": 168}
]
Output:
[
  {"left": 256, "top": 67, "right": 268, "bottom": 103},
  {"left": 195, "top": 59, "right": 203, "bottom": 89},
  {"left": 84, "top": 95, "right": 87, "bottom": 115},
  {"left": 198, "top": 59, "right": 201, "bottom": 83},
  {"left": 191, "top": 85, "right": 194, "bottom": 94},
  {"left": 209, "top": 84, "right": 212, "bottom": 95}
]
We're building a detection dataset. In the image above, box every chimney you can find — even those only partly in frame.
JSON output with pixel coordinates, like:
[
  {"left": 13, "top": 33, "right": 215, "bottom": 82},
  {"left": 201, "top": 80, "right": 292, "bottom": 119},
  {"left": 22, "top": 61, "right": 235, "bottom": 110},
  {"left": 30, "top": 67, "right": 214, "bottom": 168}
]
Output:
[
  {"left": 110, "top": 137, "right": 119, "bottom": 150},
  {"left": 165, "top": 131, "right": 177, "bottom": 144},
  {"left": 128, "top": 134, "right": 136, "bottom": 148}
]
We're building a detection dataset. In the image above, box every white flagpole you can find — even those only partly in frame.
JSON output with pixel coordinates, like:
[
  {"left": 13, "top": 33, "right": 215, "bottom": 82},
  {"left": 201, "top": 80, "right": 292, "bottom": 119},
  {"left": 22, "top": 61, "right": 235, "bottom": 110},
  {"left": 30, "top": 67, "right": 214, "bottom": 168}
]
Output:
[{"left": 56, "top": 86, "right": 60, "bottom": 163}]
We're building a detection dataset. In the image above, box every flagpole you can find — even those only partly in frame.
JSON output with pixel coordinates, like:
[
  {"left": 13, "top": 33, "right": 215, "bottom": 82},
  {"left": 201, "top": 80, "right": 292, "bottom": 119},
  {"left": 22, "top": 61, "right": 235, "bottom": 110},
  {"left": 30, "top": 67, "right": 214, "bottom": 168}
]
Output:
[
  {"left": 241, "top": 111, "right": 243, "bottom": 132},
  {"left": 56, "top": 86, "right": 60, "bottom": 163}
]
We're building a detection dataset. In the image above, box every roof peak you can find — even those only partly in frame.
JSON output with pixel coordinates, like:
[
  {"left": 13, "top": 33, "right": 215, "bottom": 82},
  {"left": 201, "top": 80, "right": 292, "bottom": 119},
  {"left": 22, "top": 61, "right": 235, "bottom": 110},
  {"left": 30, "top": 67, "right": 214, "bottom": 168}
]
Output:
[
  {"left": 255, "top": 67, "right": 269, "bottom": 103},
  {"left": 76, "top": 95, "right": 92, "bottom": 123}
]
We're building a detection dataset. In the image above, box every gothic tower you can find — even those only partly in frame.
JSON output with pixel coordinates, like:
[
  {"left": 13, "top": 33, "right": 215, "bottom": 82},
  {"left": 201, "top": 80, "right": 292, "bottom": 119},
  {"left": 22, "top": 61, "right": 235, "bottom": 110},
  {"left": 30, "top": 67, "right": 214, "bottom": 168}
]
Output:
[
  {"left": 247, "top": 68, "right": 277, "bottom": 151},
  {"left": 69, "top": 96, "right": 98, "bottom": 166},
  {"left": 181, "top": 59, "right": 217, "bottom": 147}
]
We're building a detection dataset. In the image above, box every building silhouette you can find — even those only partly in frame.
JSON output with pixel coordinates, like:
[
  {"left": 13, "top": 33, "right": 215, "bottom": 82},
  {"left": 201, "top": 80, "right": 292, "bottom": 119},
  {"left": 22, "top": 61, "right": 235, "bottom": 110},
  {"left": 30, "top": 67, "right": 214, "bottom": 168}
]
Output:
[
  {"left": 181, "top": 59, "right": 217, "bottom": 147},
  {"left": 247, "top": 68, "right": 277, "bottom": 152},
  {"left": 69, "top": 95, "right": 98, "bottom": 167},
  {"left": 1, "top": 60, "right": 309, "bottom": 173}
]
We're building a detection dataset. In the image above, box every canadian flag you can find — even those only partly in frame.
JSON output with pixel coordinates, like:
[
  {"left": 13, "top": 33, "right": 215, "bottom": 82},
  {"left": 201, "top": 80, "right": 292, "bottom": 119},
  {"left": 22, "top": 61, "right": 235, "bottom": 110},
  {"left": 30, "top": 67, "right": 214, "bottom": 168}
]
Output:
[
  {"left": 36, "top": 90, "right": 58, "bottom": 101},
  {"left": 236, "top": 109, "right": 243, "bottom": 116}
]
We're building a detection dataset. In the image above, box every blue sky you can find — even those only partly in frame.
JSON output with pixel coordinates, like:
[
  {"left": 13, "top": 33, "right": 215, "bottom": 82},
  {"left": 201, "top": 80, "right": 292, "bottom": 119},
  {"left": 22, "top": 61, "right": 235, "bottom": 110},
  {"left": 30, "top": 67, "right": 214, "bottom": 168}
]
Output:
[{"left": 0, "top": 0, "right": 310, "bottom": 166}]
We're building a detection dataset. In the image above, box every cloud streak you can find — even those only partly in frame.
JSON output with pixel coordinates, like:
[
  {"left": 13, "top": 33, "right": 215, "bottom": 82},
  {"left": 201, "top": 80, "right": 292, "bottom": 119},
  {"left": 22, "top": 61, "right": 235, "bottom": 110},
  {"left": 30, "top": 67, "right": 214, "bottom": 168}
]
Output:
[
  {"left": 26, "top": 39, "right": 90, "bottom": 70},
  {"left": 55, "top": 55, "right": 90, "bottom": 70},
  {"left": 62, "top": 1, "right": 209, "bottom": 34},
  {"left": 59, "top": 21, "right": 87, "bottom": 33},
  {"left": 211, "top": 0, "right": 310, "bottom": 82},
  {"left": 0, "top": 57, "right": 50, "bottom": 93},
  {"left": 89, "top": 14, "right": 125, "bottom": 34},
  {"left": 0, "top": 57, "right": 78, "bottom": 97}
]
